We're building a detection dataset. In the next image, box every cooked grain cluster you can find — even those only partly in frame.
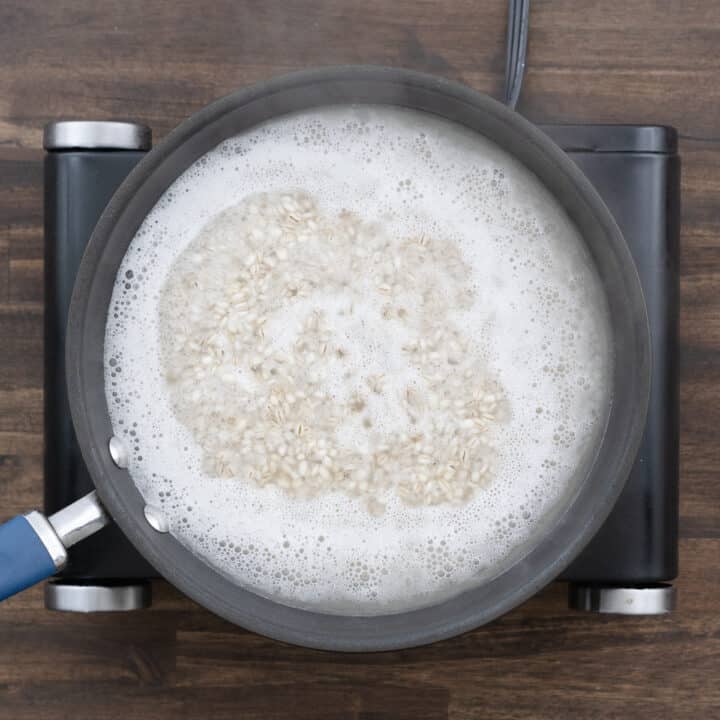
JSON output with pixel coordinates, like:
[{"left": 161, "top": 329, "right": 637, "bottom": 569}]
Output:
[{"left": 159, "top": 190, "right": 504, "bottom": 514}]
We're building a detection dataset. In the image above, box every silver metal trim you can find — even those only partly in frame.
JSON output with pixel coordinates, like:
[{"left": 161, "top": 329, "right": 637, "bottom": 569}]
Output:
[
  {"left": 108, "top": 435, "right": 128, "bottom": 469},
  {"left": 49, "top": 491, "right": 109, "bottom": 548},
  {"left": 143, "top": 505, "right": 169, "bottom": 533},
  {"left": 43, "top": 121, "right": 151, "bottom": 151},
  {"left": 45, "top": 582, "right": 152, "bottom": 613},
  {"left": 569, "top": 584, "right": 676, "bottom": 615},
  {"left": 24, "top": 511, "right": 67, "bottom": 570}
]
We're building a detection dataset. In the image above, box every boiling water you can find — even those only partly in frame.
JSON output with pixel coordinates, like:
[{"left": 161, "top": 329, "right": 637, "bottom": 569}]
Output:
[{"left": 104, "top": 105, "right": 612, "bottom": 615}]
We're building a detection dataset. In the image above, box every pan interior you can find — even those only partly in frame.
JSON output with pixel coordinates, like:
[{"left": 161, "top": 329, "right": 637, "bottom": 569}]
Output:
[{"left": 103, "top": 104, "right": 613, "bottom": 617}]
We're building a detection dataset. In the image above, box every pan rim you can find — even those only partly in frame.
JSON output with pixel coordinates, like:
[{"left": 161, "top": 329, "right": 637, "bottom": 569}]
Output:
[{"left": 66, "top": 65, "right": 650, "bottom": 651}]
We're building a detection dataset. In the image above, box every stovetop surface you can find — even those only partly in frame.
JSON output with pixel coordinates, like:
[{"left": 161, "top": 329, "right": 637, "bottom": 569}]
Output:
[{"left": 43, "top": 122, "right": 680, "bottom": 592}]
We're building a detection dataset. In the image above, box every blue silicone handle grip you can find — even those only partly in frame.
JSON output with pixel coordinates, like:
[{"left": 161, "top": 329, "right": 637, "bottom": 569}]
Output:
[{"left": 0, "top": 516, "right": 57, "bottom": 601}]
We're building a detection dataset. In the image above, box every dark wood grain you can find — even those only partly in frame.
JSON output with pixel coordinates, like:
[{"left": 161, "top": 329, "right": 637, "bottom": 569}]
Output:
[{"left": 0, "top": 1, "right": 719, "bottom": 718}]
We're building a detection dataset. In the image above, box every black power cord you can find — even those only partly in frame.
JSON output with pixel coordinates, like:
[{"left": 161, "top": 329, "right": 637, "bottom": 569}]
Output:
[{"left": 504, "top": 0, "right": 530, "bottom": 110}]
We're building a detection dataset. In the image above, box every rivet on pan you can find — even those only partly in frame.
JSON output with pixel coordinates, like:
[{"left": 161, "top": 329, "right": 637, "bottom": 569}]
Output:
[
  {"left": 108, "top": 436, "right": 128, "bottom": 469},
  {"left": 144, "top": 505, "right": 169, "bottom": 533}
]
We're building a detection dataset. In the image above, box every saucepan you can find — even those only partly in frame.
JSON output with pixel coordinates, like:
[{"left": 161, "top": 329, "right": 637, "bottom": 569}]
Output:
[{"left": 0, "top": 67, "right": 650, "bottom": 650}]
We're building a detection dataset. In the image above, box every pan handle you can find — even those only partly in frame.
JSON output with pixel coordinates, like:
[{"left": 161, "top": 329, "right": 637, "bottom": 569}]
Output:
[{"left": 0, "top": 492, "right": 109, "bottom": 601}]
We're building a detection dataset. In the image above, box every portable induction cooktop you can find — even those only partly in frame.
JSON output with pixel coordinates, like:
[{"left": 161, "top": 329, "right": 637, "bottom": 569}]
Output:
[{"left": 41, "top": 117, "right": 679, "bottom": 616}]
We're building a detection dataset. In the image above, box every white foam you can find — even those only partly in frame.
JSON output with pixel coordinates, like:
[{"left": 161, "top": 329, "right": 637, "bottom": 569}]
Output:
[{"left": 104, "top": 105, "right": 612, "bottom": 615}]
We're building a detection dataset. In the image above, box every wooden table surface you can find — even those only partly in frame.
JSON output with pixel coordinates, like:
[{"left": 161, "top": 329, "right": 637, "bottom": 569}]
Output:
[{"left": 1, "top": 1, "right": 718, "bottom": 718}]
